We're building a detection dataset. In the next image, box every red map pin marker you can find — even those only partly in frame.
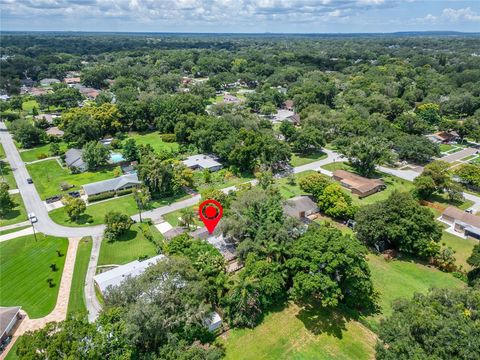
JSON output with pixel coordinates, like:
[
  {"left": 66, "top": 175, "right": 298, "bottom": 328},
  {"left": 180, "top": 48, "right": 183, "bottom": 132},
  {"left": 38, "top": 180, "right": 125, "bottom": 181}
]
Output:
[{"left": 199, "top": 199, "right": 223, "bottom": 234}]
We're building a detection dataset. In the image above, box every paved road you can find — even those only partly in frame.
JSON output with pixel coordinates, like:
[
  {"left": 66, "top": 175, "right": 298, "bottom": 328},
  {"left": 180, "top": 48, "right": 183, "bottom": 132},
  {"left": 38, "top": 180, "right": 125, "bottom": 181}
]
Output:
[
  {"left": 441, "top": 147, "right": 479, "bottom": 163},
  {"left": 0, "top": 122, "right": 105, "bottom": 237}
]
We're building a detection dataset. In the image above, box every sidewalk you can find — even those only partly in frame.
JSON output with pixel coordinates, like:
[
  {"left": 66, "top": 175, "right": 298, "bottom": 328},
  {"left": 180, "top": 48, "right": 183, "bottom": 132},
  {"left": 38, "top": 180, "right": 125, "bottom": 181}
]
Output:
[{"left": 0, "top": 227, "right": 33, "bottom": 242}]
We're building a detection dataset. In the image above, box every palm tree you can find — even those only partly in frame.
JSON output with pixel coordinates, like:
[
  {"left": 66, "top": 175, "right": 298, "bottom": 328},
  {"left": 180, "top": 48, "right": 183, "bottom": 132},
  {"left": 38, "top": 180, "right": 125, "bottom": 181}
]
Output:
[
  {"left": 179, "top": 207, "right": 196, "bottom": 230},
  {"left": 133, "top": 186, "right": 151, "bottom": 222}
]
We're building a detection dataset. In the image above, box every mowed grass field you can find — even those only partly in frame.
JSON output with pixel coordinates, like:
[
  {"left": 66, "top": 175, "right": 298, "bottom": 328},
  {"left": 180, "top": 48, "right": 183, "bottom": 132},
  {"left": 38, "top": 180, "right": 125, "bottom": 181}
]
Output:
[
  {"left": 0, "top": 193, "right": 27, "bottom": 227},
  {"left": 440, "top": 230, "right": 477, "bottom": 271},
  {"left": 0, "top": 142, "right": 5, "bottom": 158},
  {"left": 27, "top": 159, "right": 116, "bottom": 199},
  {"left": 125, "top": 132, "right": 179, "bottom": 153},
  {"left": 97, "top": 223, "right": 161, "bottom": 266},
  {"left": 290, "top": 151, "right": 327, "bottom": 167},
  {"left": 19, "top": 142, "right": 68, "bottom": 163},
  {"left": 0, "top": 234, "right": 68, "bottom": 318},
  {"left": 67, "top": 237, "right": 93, "bottom": 316},
  {"left": 0, "top": 161, "right": 17, "bottom": 189},
  {"left": 222, "top": 253, "right": 465, "bottom": 359}
]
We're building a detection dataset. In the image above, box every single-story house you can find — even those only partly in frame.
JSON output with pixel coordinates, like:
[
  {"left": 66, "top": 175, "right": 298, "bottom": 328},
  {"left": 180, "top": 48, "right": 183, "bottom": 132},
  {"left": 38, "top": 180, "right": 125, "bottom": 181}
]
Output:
[
  {"left": 182, "top": 154, "right": 223, "bottom": 172},
  {"left": 82, "top": 174, "right": 141, "bottom": 198},
  {"left": 282, "top": 99, "right": 294, "bottom": 111},
  {"left": 441, "top": 206, "right": 480, "bottom": 240},
  {"left": 94, "top": 255, "right": 166, "bottom": 295},
  {"left": 72, "top": 84, "right": 100, "bottom": 99},
  {"left": 190, "top": 227, "right": 239, "bottom": 265},
  {"left": 333, "top": 170, "right": 385, "bottom": 198},
  {"left": 223, "top": 93, "right": 243, "bottom": 104},
  {"left": 21, "top": 87, "right": 49, "bottom": 96},
  {"left": 426, "top": 131, "right": 460, "bottom": 144},
  {"left": 39, "top": 78, "right": 60, "bottom": 86},
  {"left": 0, "top": 94, "right": 10, "bottom": 101},
  {"left": 34, "top": 113, "right": 58, "bottom": 124},
  {"left": 283, "top": 195, "right": 319, "bottom": 219},
  {"left": 0, "top": 306, "right": 21, "bottom": 342},
  {"left": 163, "top": 227, "right": 187, "bottom": 240},
  {"left": 46, "top": 126, "right": 64, "bottom": 137},
  {"left": 64, "top": 77, "right": 81, "bottom": 85},
  {"left": 65, "top": 148, "right": 87, "bottom": 172},
  {"left": 288, "top": 113, "right": 301, "bottom": 125}
]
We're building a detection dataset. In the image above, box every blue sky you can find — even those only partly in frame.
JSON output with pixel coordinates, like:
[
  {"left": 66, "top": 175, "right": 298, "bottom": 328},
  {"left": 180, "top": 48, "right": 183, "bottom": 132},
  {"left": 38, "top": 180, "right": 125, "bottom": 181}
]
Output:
[{"left": 1, "top": 0, "right": 479, "bottom": 33}]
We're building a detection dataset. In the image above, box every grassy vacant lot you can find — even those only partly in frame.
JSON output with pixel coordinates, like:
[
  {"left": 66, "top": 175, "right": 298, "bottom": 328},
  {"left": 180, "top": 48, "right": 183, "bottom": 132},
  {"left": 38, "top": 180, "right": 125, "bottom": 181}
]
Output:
[
  {"left": 27, "top": 159, "right": 116, "bottom": 199},
  {"left": 290, "top": 151, "right": 327, "bottom": 167},
  {"left": 222, "top": 253, "right": 465, "bottom": 359},
  {"left": 97, "top": 223, "right": 161, "bottom": 266},
  {"left": 19, "top": 142, "right": 68, "bottom": 163},
  {"left": 22, "top": 99, "right": 40, "bottom": 113},
  {"left": 365, "top": 254, "right": 465, "bottom": 328},
  {"left": 0, "top": 234, "right": 68, "bottom": 318},
  {"left": 0, "top": 161, "right": 17, "bottom": 189},
  {"left": 221, "top": 303, "right": 376, "bottom": 360},
  {"left": 276, "top": 170, "right": 315, "bottom": 199},
  {"left": 193, "top": 169, "right": 254, "bottom": 192},
  {"left": 0, "top": 193, "right": 27, "bottom": 227},
  {"left": 67, "top": 237, "right": 92, "bottom": 317},
  {"left": 125, "top": 132, "right": 179, "bottom": 153},
  {"left": 50, "top": 192, "right": 190, "bottom": 226}
]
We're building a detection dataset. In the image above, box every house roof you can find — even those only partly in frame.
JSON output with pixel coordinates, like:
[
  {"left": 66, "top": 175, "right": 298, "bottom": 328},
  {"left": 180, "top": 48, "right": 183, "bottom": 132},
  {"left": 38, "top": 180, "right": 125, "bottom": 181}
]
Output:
[
  {"left": 94, "top": 255, "right": 166, "bottom": 294},
  {"left": 288, "top": 113, "right": 300, "bottom": 124},
  {"left": 0, "top": 306, "right": 21, "bottom": 338},
  {"left": 283, "top": 99, "right": 294, "bottom": 108},
  {"left": 35, "top": 114, "right": 57, "bottom": 123},
  {"left": 333, "top": 170, "right": 384, "bottom": 194},
  {"left": 190, "top": 227, "right": 237, "bottom": 261},
  {"left": 283, "top": 195, "right": 318, "bottom": 215},
  {"left": 182, "top": 154, "right": 222, "bottom": 170},
  {"left": 65, "top": 148, "right": 85, "bottom": 168},
  {"left": 163, "top": 227, "right": 186, "bottom": 240},
  {"left": 443, "top": 206, "right": 480, "bottom": 229},
  {"left": 46, "top": 127, "right": 64, "bottom": 137},
  {"left": 82, "top": 174, "right": 141, "bottom": 196},
  {"left": 64, "top": 77, "right": 80, "bottom": 84},
  {"left": 40, "top": 78, "right": 60, "bottom": 85}
]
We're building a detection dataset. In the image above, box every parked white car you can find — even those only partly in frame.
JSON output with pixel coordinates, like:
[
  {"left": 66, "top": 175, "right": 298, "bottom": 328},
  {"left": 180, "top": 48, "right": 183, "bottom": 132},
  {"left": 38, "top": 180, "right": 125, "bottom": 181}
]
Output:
[{"left": 28, "top": 213, "right": 38, "bottom": 223}]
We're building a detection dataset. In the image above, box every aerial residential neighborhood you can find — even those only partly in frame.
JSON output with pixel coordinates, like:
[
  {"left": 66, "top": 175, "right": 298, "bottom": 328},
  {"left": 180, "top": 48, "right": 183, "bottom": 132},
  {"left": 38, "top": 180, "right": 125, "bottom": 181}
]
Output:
[{"left": 1, "top": 1, "right": 480, "bottom": 359}]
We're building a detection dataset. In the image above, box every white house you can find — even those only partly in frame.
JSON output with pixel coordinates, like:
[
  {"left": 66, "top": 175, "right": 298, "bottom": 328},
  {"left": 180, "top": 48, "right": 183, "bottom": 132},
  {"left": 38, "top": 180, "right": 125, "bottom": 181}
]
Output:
[{"left": 182, "top": 154, "right": 223, "bottom": 172}]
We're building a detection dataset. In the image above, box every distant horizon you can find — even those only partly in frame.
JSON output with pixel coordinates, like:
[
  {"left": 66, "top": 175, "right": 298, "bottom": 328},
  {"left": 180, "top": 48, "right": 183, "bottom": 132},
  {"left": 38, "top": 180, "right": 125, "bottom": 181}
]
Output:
[{"left": 1, "top": 1, "right": 479, "bottom": 34}]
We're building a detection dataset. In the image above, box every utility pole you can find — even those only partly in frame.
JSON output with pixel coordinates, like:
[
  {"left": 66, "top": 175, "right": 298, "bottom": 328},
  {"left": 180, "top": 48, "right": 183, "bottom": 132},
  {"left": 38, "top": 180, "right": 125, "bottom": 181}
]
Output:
[{"left": 31, "top": 218, "right": 38, "bottom": 241}]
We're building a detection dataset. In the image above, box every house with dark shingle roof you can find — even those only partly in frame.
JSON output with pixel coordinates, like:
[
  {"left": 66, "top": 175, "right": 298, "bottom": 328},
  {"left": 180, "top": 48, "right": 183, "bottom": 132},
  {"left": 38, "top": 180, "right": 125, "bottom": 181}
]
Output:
[
  {"left": 82, "top": 174, "right": 141, "bottom": 199},
  {"left": 65, "top": 148, "right": 87, "bottom": 173},
  {"left": 283, "top": 195, "right": 319, "bottom": 219}
]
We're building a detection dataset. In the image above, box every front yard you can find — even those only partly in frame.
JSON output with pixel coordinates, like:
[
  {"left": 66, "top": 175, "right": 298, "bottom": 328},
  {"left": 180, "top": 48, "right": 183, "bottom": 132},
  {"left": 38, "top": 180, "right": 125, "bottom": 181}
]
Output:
[
  {"left": 27, "top": 159, "right": 116, "bottom": 199},
  {"left": 0, "top": 193, "right": 27, "bottom": 227},
  {"left": 97, "top": 223, "right": 161, "bottom": 266},
  {"left": 193, "top": 168, "right": 254, "bottom": 192},
  {"left": 19, "top": 142, "right": 68, "bottom": 163},
  {"left": 0, "top": 234, "right": 68, "bottom": 318},
  {"left": 290, "top": 151, "right": 327, "bottom": 167}
]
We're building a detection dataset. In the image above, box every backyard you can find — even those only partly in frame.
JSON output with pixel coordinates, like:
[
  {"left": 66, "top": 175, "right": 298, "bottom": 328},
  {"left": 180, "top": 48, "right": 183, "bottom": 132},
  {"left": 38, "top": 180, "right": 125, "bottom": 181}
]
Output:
[
  {"left": 124, "top": 132, "right": 180, "bottom": 153},
  {"left": 0, "top": 193, "right": 27, "bottom": 227},
  {"left": 67, "top": 237, "right": 93, "bottom": 316},
  {"left": 0, "top": 234, "right": 68, "bottom": 318},
  {"left": 27, "top": 159, "right": 116, "bottom": 199},
  {"left": 97, "top": 223, "right": 162, "bottom": 266}
]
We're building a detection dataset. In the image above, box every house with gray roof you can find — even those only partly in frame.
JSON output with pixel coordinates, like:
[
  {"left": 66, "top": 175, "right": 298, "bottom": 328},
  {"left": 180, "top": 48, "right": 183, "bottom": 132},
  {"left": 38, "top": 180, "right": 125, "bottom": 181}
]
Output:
[
  {"left": 65, "top": 148, "right": 87, "bottom": 173},
  {"left": 82, "top": 174, "right": 141, "bottom": 199},
  {"left": 182, "top": 154, "right": 222, "bottom": 172},
  {"left": 283, "top": 195, "right": 319, "bottom": 219},
  {"left": 0, "top": 306, "right": 21, "bottom": 342},
  {"left": 94, "top": 255, "right": 166, "bottom": 294},
  {"left": 39, "top": 78, "right": 60, "bottom": 86}
]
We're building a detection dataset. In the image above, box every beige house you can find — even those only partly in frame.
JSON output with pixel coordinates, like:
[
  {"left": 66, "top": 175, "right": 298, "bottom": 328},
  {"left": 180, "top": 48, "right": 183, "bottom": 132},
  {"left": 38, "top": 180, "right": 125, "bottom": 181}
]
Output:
[
  {"left": 333, "top": 170, "right": 385, "bottom": 198},
  {"left": 441, "top": 206, "right": 480, "bottom": 240}
]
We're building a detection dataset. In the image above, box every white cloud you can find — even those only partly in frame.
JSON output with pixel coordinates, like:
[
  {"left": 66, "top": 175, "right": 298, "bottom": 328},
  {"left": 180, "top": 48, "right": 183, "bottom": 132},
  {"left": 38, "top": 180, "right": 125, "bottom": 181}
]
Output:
[{"left": 418, "top": 7, "right": 480, "bottom": 24}]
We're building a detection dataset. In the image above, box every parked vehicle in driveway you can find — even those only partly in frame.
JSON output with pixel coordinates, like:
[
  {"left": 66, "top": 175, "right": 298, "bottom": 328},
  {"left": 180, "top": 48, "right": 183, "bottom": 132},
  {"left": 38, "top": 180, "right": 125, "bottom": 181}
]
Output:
[
  {"left": 68, "top": 191, "right": 81, "bottom": 198},
  {"left": 28, "top": 212, "right": 38, "bottom": 223},
  {"left": 46, "top": 195, "right": 63, "bottom": 204}
]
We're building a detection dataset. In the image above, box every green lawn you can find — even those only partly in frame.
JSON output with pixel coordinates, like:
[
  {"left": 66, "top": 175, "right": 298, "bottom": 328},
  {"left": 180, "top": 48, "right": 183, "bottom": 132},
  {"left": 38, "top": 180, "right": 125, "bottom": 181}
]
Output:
[
  {"left": 19, "top": 142, "right": 68, "bottom": 163},
  {"left": 0, "top": 234, "right": 68, "bottom": 318},
  {"left": 22, "top": 99, "right": 40, "bottom": 113},
  {"left": 0, "top": 193, "right": 27, "bottom": 227},
  {"left": 125, "top": 132, "right": 179, "bottom": 153},
  {"left": 27, "top": 159, "right": 116, "bottom": 199},
  {"left": 276, "top": 170, "right": 315, "bottom": 199},
  {"left": 364, "top": 253, "right": 465, "bottom": 329},
  {"left": 0, "top": 142, "right": 5, "bottom": 159},
  {"left": 440, "top": 230, "right": 477, "bottom": 271},
  {"left": 0, "top": 161, "right": 17, "bottom": 189},
  {"left": 290, "top": 151, "right": 327, "bottom": 167},
  {"left": 163, "top": 206, "right": 202, "bottom": 228},
  {"left": 193, "top": 169, "right": 254, "bottom": 192},
  {"left": 221, "top": 303, "right": 376, "bottom": 360},
  {"left": 67, "top": 237, "right": 93, "bottom": 317},
  {"left": 50, "top": 192, "right": 190, "bottom": 227},
  {"left": 97, "top": 223, "right": 160, "bottom": 266}
]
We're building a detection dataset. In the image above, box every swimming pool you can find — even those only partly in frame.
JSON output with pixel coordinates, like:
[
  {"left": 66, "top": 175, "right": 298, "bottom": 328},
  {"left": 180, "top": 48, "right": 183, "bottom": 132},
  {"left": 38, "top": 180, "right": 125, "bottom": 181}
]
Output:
[{"left": 110, "top": 152, "right": 125, "bottom": 163}]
